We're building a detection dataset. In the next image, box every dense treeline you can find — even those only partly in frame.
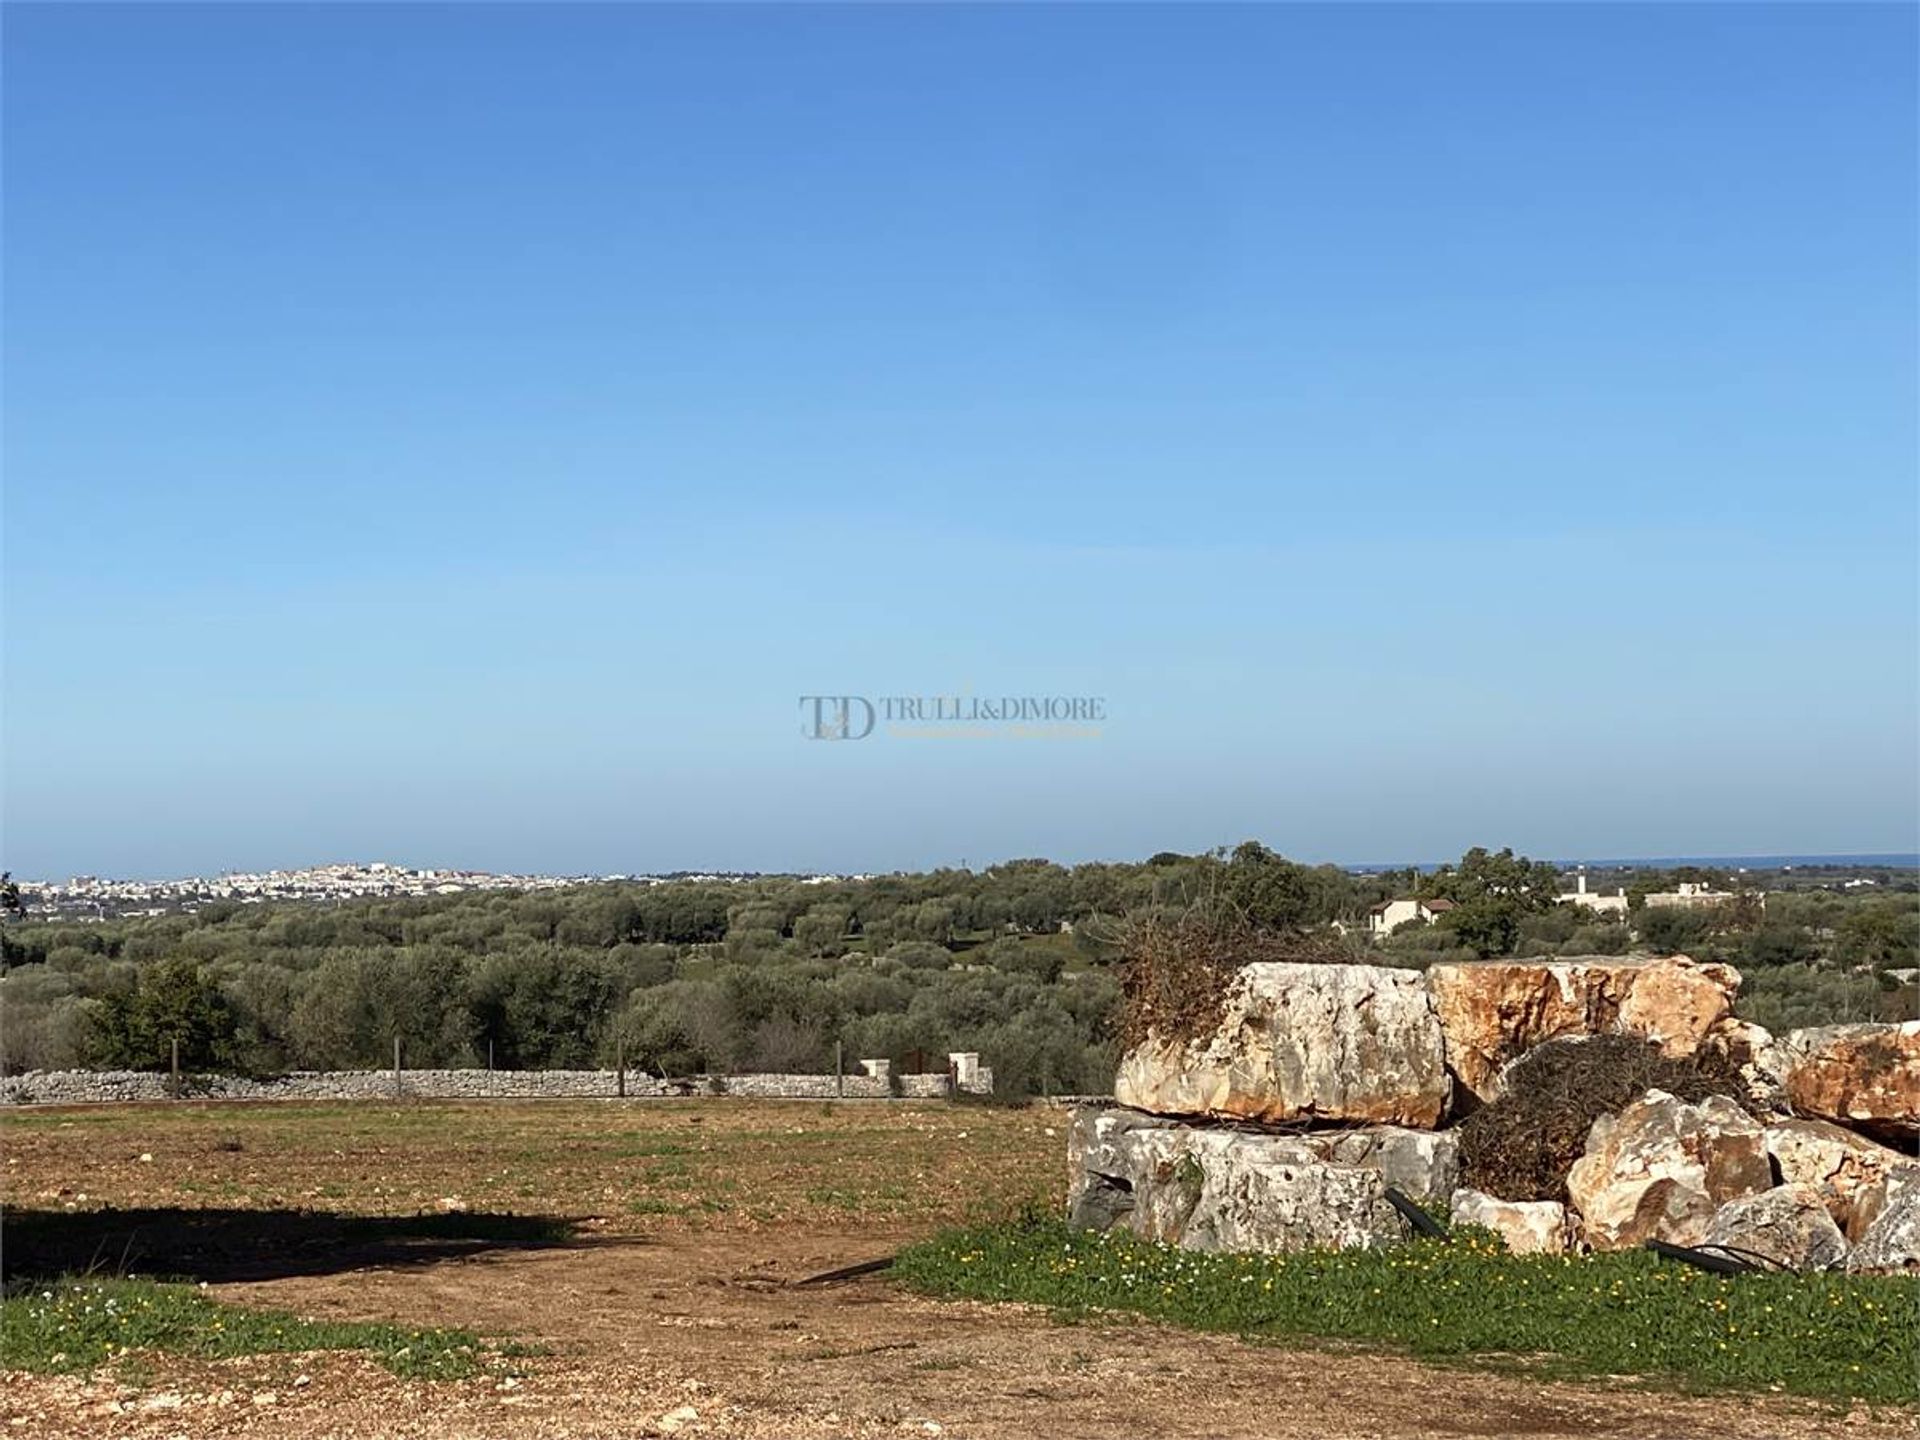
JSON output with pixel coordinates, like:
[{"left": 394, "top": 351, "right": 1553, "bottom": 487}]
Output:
[{"left": 2, "top": 846, "right": 1913, "bottom": 1092}]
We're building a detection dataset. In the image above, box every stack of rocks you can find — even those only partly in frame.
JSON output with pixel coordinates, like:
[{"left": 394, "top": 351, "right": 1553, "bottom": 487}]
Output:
[{"left": 1067, "top": 957, "right": 1919, "bottom": 1272}]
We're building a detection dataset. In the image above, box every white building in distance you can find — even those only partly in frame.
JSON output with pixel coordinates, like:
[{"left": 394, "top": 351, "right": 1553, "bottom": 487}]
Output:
[
  {"left": 1555, "top": 872, "right": 1630, "bottom": 915},
  {"left": 1644, "top": 880, "right": 1759, "bottom": 911},
  {"left": 1367, "top": 896, "right": 1455, "bottom": 938},
  {"left": 1556, "top": 872, "right": 1762, "bottom": 916}
]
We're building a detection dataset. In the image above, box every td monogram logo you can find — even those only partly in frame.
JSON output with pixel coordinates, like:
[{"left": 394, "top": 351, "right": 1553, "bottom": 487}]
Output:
[{"left": 799, "top": 696, "right": 876, "bottom": 741}]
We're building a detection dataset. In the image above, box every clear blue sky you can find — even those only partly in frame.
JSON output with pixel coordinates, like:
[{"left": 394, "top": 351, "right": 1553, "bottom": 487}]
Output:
[{"left": 5, "top": 3, "right": 1916, "bottom": 880}]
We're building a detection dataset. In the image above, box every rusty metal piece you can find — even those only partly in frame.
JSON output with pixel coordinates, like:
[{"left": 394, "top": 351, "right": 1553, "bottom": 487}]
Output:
[
  {"left": 792, "top": 1256, "right": 895, "bottom": 1287},
  {"left": 1383, "top": 1186, "right": 1450, "bottom": 1241}
]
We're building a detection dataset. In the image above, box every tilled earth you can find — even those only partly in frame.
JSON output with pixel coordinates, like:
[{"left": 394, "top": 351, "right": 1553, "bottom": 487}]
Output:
[{"left": 1, "top": 1099, "right": 1910, "bottom": 1439}]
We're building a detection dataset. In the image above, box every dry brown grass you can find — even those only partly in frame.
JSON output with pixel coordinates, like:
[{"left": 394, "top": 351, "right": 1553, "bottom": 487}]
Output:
[
  {"left": 5, "top": 1098, "right": 1911, "bottom": 1439},
  {"left": 0, "top": 1097, "right": 1060, "bottom": 1234}
]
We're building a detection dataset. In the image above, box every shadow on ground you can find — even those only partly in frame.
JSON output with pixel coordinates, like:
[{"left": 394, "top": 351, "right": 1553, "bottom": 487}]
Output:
[{"left": 2, "top": 1207, "right": 588, "bottom": 1285}]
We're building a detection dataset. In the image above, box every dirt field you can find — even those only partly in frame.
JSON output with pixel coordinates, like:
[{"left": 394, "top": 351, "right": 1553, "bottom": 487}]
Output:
[{"left": 1, "top": 1099, "right": 1908, "bottom": 1439}]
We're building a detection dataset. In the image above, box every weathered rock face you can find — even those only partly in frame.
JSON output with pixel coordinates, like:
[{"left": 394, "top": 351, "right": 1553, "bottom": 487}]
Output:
[
  {"left": 1781, "top": 1022, "right": 1920, "bottom": 1143},
  {"left": 1617, "top": 959, "right": 1745, "bottom": 1055},
  {"left": 1427, "top": 956, "right": 1741, "bottom": 1104},
  {"left": 1313, "top": 1127, "right": 1460, "bottom": 1206},
  {"left": 1160, "top": 1134, "right": 1409, "bottom": 1254},
  {"left": 1766, "top": 1118, "right": 1918, "bottom": 1242},
  {"left": 1066, "top": 1105, "right": 1175, "bottom": 1232},
  {"left": 1702, "top": 1018, "right": 1787, "bottom": 1110},
  {"left": 1704, "top": 1183, "right": 1848, "bottom": 1272},
  {"left": 1846, "top": 1167, "right": 1920, "bottom": 1274},
  {"left": 1066, "top": 1105, "right": 1411, "bottom": 1253},
  {"left": 1565, "top": 1090, "right": 1771, "bottom": 1249},
  {"left": 1704, "top": 1017, "right": 1782, "bottom": 1076},
  {"left": 1450, "top": 1188, "right": 1571, "bottom": 1255},
  {"left": 1114, "top": 964, "right": 1450, "bottom": 1128}
]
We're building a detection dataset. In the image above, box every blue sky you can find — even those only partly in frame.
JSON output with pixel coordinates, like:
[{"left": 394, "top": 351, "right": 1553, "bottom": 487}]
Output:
[{"left": 5, "top": 3, "right": 1916, "bottom": 879}]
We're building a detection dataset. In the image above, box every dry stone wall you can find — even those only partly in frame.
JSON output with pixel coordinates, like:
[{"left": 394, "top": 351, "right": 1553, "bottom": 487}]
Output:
[{"left": 0, "top": 1063, "right": 992, "bottom": 1106}]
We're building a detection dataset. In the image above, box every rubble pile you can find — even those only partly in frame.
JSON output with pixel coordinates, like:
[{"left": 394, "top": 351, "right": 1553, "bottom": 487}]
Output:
[{"left": 1068, "top": 956, "right": 1919, "bottom": 1272}]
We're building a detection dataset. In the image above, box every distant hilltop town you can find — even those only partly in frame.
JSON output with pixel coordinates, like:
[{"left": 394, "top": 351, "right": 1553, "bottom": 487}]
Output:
[
  {"left": 17, "top": 862, "right": 860, "bottom": 923},
  {"left": 10, "top": 853, "right": 1906, "bottom": 928}
]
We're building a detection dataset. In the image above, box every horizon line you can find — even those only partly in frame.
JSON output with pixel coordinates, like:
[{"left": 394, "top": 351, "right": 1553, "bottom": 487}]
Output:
[{"left": 15, "top": 849, "right": 1920, "bottom": 887}]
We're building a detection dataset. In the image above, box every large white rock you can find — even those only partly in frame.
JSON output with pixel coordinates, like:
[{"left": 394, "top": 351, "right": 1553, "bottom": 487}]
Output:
[
  {"left": 1065, "top": 1104, "right": 1178, "bottom": 1231},
  {"left": 1450, "top": 1187, "right": 1571, "bottom": 1255},
  {"left": 1065, "top": 1105, "right": 1412, "bottom": 1253},
  {"left": 1114, "top": 963, "right": 1450, "bottom": 1128},
  {"left": 1566, "top": 1089, "right": 1772, "bottom": 1250},
  {"left": 1313, "top": 1127, "right": 1460, "bottom": 1206},
  {"left": 1765, "top": 1117, "right": 1918, "bottom": 1242},
  {"left": 1848, "top": 1167, "right": 1920, "bottom": 1274},
  {"left": 1426, "top": 956, "right": 1740, "bottom": 1104},
  {"left": 1704, "top": 1183, "right": 1848, "bottom": 1272}
]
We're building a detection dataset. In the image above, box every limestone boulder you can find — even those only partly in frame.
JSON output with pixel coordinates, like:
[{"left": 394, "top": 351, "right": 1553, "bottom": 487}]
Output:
[
  {"left": 1781, "top": 1022, "right": 1920, "bottom": 1143},
  {"left": 1704, "top": 1183, "right": 1848, "bottom": 1272},
  {"left": 1311, "top": 1126, "right": 1460, "bottom": 1206},
  {"left": 1618, "top": 958, "right": 1745, "bottom": 1054},
  {"left": 1161, "top": 1133, "right": 1411, "bottom": 1254},
  {"left": 1065, "top": 1105, "right": 1411, "bottom": 1253},
  {"left": 1065, "top": 1104, "right": 1172, "bottom": 1231},
  {"left": 1702, "top": 1017, "right": 1787, "bottom": 1110},
  {"left": 1114, "top": 963, "right": 1450, "bottom": 1128},
  {"left": 1450, "top": 1188, "right": 1571, "bottom": 1255},
  {"left": 1765, "top": 1117, "right": 1918, "bottom": 1242},
  {"left": 1704, "top": 1016, "right": 1782, "bottom": 1075},
  {"left": 1847, "top": 1167, "right": 1920, "bottom": 1274},
  {"left": 1427, "top": 956, "right": 1740, "bottom": 1104},
  {"left": 1566, "top": 1089, "right": 1771, "bottom": 1250}
]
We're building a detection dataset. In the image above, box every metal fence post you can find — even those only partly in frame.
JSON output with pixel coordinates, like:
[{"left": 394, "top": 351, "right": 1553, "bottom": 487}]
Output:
[
  {"left": 170, "top": 1037, "right": 181, "bottom": 1099},
  {"left": 393, "top": 1035, "right": 402, "bottom": 1099}
]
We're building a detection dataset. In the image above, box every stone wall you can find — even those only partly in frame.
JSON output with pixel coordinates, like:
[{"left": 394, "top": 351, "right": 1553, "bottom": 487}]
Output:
[{"left": 0, "top": 1063, "right": 993, "bottom": 1107}]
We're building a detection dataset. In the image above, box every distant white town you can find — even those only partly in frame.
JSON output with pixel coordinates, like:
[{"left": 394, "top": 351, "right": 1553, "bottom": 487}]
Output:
[
  {"left": 10, "top": 858, "right": 1894, "bottom": 928},
  {"left": 15, "top": 862, "right": 859, "bottom": 922}
]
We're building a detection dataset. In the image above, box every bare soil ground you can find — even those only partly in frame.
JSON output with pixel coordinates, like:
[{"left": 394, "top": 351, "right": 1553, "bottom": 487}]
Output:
[{"left": 2, "top": 1099, "right": 1908, "bottom": 1439}]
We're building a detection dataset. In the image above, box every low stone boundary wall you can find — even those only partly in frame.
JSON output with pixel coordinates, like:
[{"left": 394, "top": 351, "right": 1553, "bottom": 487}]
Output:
[{"left": 0, "top": 1065, "right": 992, "bottom": 1106}]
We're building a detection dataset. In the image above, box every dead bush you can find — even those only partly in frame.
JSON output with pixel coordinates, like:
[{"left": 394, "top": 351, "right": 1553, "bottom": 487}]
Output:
[
  {"left": 1114, "top": 909, "right": 1352, "bottom": 1051},
  {"left": 1455, "top": 1034, "right": 1755, "bottom": 1203}
]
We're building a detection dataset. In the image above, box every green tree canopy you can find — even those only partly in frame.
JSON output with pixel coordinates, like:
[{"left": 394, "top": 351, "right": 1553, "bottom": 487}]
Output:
[
  {"left": 1423, "top": 847, "right": 1563, "bottom": 957},
  {"left": 88, "top": 958, "right": 238, "bottom": 1071}
]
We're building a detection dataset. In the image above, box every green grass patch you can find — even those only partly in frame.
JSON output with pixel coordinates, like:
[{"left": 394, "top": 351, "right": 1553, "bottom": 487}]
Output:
[
  {"left": 626, "top": 1198, "right": 691, "bottom": 1216},
  {"left": 2, "top": 1278, "right": 488, "bottom": 1379},
  {"left": 805, "top": 1183, "right": 910, "bottom": 1214},
  {"left": 1, "top": 1112, "right": 127, "bottom": 1129},
  {"left": 894, "top": 1219, "right": 1920, "bottom": 1406},
  {"left": 611, "top": 1135, "right": 697, "bottom": 1158}
]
